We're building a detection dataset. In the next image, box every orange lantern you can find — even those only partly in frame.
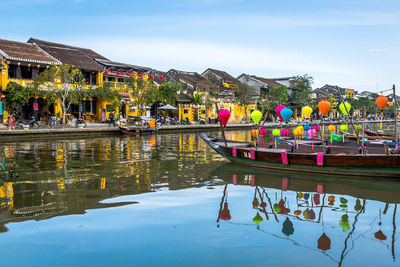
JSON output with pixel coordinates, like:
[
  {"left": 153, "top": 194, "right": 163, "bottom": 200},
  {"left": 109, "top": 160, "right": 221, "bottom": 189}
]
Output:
[
  {"left": 318, "top": 100, "right": 331, "bottom": 117},
  {"left": 375, "top": 95, "right": 388, "bottom": 111}
]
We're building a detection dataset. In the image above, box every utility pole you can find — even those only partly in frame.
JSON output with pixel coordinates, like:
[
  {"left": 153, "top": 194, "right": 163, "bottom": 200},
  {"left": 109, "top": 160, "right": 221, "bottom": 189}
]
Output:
[{"left": 393, "top": 84, "right": 398, "bottom": 149}]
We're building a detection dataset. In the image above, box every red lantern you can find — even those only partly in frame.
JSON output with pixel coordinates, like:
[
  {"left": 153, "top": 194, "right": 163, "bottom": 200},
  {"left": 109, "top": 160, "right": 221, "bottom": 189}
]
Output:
[
  {"left": 126, "top": 72, "right": 131, "bottom": 76},
  {"left": 104, "top": 70, "right": 108, "bottom": 74},
  {"left": 160, "top": 75, "right": 164, "bottom": 79},
  {"left": 149, "top": 74, "right": 154, "bottom": 78},
  {"left": 116, "top": 71, "right": 121, "bottom": 75},
  {"left": 138, "top": 73, "right": 142, "bottom": 77}
]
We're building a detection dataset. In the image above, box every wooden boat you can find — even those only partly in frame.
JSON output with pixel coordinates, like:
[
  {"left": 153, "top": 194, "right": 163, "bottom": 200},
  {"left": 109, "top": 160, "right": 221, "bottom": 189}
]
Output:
[
  {"left": 200, "top": 134, "right": 400, "bottom": 178},
  {"left": 119, "top": 126, "right": 157, "bottom": 135}
]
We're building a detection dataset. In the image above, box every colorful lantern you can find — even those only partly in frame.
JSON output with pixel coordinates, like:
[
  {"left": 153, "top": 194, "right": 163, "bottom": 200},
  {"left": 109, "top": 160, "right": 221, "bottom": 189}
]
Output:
[
  {"left": 251, "top": 110, "right": 263, "bottom": 125},
  {"left": 259, "top": 128, "right": 267, "bottom": 147},
  {"left": 219, "top": 202, "right": 231, "bottom": 221},
  {"left": 375, "top": 95, "right": 388, "bottom": 111},
  {"left": 302, "top": 106, "right": 313, "bottom": 119},
  {"left": 275, "top": 105, "right": 286, "bottom": 121},
  {"left": 328, "top": 124, "right": 335, "bottom": 132},
  {"left": 340, "top": 124, "right": 347, "bottom": 131},
  {"left": 354, "top": 125, "right": 362, "bottom": 135},
  {"left": 126, "top": 72, "right": 131, "bottom": 76},
  {"left": 339, "top": 102, "right": 351, "bottom": 116},
  {"left": 149, "top": 74, "right": 154, "bottom": 78},
  {"left": 318, "top": 233, "right": 331, "bottom": 251},
  {"left": 376, "top": 95, "right": 389, "bottom": 129},
  {"left": 272, "top": 128, "right": 280, "bottom": 148},
  {"left": 307, "top": 129, "right": 316, "bottom": 139},
  {"left": 160, "top": 75, "right": 164, "bottom": 79},
  {"left": 218, "top": 109, "right": 231, "bottom": 127},
  {"left": 252, "top": 212, "right": 263, "bottom": 223},
  {"left": 104, "top": 70, "right": 108, "bottom": 74},
  {"left": 304, "top": 125, "right": 310, "bottom": 131},
  {"left": 313, "top": 124, "right": 319, "bottom": 131},
  {"left": 116, "top": 71, "right": 121, "bottom": 75},
  {"left": 281, "top": 128, "right": 290, "bottom": 136},
  {"left": 280, "top": 107, "right": 293, "bottom": 123},
  {"left": 318, "top": 100, "right": 331, "bottom": 117},
  {"left": 251, "top": 129, "right": 258, "bottom": 138},
  {"left": 138, "top": 73, "right": 142, "bottom": 77},
  {"left": 293, "top": 128, "right": 301, "bottom": 149}
]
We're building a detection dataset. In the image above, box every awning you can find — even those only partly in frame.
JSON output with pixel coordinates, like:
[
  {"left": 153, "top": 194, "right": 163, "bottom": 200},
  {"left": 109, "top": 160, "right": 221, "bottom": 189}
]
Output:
[{"left": 159, "top": 104, "right": 177, "bottom": 110}]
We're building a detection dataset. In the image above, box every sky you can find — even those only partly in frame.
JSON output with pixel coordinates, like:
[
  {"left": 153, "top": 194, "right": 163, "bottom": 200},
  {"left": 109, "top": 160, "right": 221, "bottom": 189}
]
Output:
[{"left": 1, "top": 0, "right": 399, "bottom": 92}]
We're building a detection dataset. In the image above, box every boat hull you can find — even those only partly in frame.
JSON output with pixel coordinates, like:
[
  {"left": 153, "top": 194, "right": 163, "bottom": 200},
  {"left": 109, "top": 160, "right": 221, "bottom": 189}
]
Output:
[{"left": 200, "top": 134, "right": 400, "bottom": 178}]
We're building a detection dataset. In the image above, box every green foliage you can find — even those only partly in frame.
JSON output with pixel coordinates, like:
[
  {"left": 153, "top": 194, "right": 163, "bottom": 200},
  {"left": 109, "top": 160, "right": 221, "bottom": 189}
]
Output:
[
  {"left": 234, "top": 82, "right": 256, "bottom": 122},
  {"left": 258, "top": 85, "right": 289, "bottom": 116},
  {"left": 158, "top": 82, "right": 181, "bottom": 105},
  {"left": 5, "top": 82, "right": 31, "bottom": 114},
  {"left": 191, "top": 93, "right": 205, "bottom": 105},
  {"left": 289, "top": 74, "right": 313, "bottom": 107},
  {"left": 126, "top": 76, "right": 159, "bottom": 115}
]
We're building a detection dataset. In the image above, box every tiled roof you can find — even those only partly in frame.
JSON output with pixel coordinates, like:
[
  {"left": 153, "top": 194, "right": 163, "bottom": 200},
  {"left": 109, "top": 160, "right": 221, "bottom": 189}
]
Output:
[
  {"left": 0, "top": 39, "right": 59, "bottom": 65},
  {"left": 96, "top": 59, "right": 151, "bottom": 72},
  {"left": 28, "top": 38, "right": 106, "bottom": 71},
  {"left": 28, "top": 38, "right": 109, "bottom": 61},
  {"left": 202, "top": 68, "right": 238, "bottom": 84},
  {"left": 180, "top": 71, "right": 205, "bottom": 84},
  {"left": 250, "top": 75, "right": 281, "bottom": 87}
]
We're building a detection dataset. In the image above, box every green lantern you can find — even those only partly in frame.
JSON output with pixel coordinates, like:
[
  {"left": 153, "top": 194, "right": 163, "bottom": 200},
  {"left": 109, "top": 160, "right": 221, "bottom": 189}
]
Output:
[
  {"left": 253, "top": 212, "right": 263, "bottom": 223},
  {"left": 273, "top": 203, "right": 281, "bottom": 213},
  {"left": 272, "top": 129, "right": 280, "bottom": 148},
  {"left": 339, "top": 102, "right": 351, "bottom": 116},
  {"left": 339, "top": 125, "right": 348, "bottom": 132},
  {"left": 339, "top": 214, "right": 350, "bottom": 231},
  {"left": 354, "top": 199, "right": 362, "bottom": 211},
  {"left": 354, "top": 125, "right": 362, "bottom": 135},
  {"left": 251, "top": 110, "right": 263, "bottom": 125}
]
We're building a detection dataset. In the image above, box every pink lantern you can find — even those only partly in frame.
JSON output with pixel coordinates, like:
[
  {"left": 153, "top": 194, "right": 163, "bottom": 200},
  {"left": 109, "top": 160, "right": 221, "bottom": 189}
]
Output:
[
  {"left": 218, "top": 109, "right": 231, "bottom": 127},
  {"left": 275, "top": 105, "right": 286, "bottom": 122},
  {"left": 313, "top": 124, "right": 320, "bottom": 131},
  {"left": 307, "top": 129, "right": 316, "bottom": 139},
  {"left": 281, "top": 128, "right": 290, "bottom": 136},
  {"left": 259, "top": 128, "right": 267, "bottom": 135}
]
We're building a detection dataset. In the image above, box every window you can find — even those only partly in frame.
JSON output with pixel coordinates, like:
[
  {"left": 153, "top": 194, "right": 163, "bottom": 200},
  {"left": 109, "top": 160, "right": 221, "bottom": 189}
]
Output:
[{"left": 184, "top": 109, "right": 189, "bottom": 114}]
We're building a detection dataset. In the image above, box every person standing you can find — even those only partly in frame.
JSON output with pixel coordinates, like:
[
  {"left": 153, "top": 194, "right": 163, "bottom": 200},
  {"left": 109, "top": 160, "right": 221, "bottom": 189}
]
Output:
[
  {"left": 8, "top": 112, "right": 13, "bottom": 130},
  {"left": 109, "top": 111, "right": 115, "bottom": 127}
]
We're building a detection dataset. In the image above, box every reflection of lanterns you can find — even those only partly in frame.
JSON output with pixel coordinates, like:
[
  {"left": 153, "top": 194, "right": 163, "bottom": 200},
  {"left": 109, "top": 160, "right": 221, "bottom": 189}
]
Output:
[
  {"left": 308, "top": 209, "right": 316, "bottom": 220},
  {"left": 313, "top": 194, "right": 320, "bottom": 205},
  {"left": 219, "top": 202, "right": 231, "bottom": 221},
  {"left": 278, "top": 199, "right": 290, "bottom": 214},
  {"left": 294, "top": 210, "right": 302, "bottom": 216},
  {"left": 374, "top": 230, "right": 387, "bottom": 240},
  {"left": 354, "top": 199, "right": 362, "bottom": 211},
  {"left": 253, "top": 212, "right": 263, "bottom": 223},
  {"left": 303, "top": 208, "right": 310, "bottom": 220},
  {"left": 328, "top": 195, "right": 335, "bottom": 202},
  {"left": 318, "top": 233, "right": 331, "bottom": 251},
  {"left": 260, "top": 202, "right": 267, "bottom": 208},
  {"left": 273, "top": 203, "right": 281, "bottom": 213},
  {"left": 282, "top": 217, "right": 294, "bottom": 236},
  {"left": 297, "top": 192, "right": 304, "bottom": 199},
  {"left": 252, "top": 197, "right": 259, "bottom": 208},
  {"left": 339, "top": 214, "right": 350, "bottom": 231}
]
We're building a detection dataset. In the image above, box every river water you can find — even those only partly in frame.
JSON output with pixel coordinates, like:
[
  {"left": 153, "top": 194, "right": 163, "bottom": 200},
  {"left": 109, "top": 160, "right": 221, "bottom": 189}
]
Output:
[{"left": 0, "top": 130, "right": 399, "bottom": 266}]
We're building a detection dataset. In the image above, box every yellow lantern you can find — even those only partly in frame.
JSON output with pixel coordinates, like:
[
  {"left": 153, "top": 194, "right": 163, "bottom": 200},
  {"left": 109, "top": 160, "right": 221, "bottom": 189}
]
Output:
[{"left": 302, "top": 106, "right": 313, "bottom": 119}]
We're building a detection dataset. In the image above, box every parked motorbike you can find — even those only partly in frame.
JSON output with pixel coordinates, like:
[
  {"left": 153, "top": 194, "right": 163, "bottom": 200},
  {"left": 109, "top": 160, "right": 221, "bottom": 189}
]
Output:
[
  {"left": 16, "top": 116, "right": 39, "bottom": 129},
  {"left": 74, "top": 115, "right": 87, "bottom": 128},
  {"left": 199, "top": 118, "right": 206, "bottom": 125}
]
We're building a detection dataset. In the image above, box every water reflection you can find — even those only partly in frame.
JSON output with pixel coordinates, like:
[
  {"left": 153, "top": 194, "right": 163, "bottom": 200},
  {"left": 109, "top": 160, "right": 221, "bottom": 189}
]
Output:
[
  {"left": 0, "top": 131, "right": 399, "bottom": 266},
  {"left": 214, "top": 165, "right": 400, "bottom": 266}
]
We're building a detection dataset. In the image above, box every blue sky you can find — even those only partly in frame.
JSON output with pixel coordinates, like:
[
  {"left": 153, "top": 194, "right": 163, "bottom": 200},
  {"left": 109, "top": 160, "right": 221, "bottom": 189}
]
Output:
[{"left": 1, "top": 0, "right": 400, "bottom": 92}]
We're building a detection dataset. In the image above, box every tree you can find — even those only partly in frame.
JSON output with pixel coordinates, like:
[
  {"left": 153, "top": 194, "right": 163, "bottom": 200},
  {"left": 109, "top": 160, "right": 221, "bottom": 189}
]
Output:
[
  {"left": 191, "top": 92, "right": 205, "bottom": 105},
  {"left": 289, "top": 74, "right": 313, "bottom": 107},
  {"left": 158, "top": 82, "right": 181, "bottom": 106},
  {"left": 34, "top": 64, "right": 86, "bottom": 126},
  {"left": 234, "top": 82, "right": 256, "bottom": 122},
  {"left": 4, "top": 82, "right": 31, "bottom": 115},
  {"left": 125, "top": 76, "right": 159, "bottom": 116},
  {"left": 258, "top": 85, "right": 289, "bottom": 123}
]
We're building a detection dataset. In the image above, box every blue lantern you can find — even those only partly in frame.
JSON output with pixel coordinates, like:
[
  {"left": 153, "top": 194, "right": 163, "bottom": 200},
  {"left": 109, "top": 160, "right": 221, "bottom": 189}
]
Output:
[
  {"left": 280, "top": 108, "right": 293, "bottom": 123},
  {"left": 304, "top": 125, "right": 311, "bottom": 131}
]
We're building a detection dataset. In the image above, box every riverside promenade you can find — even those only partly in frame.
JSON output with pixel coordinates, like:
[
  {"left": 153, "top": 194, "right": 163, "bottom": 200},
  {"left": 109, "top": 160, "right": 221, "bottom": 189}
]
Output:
[{"left": 0, "top": 120, "right": 390, "bottom": 138}]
